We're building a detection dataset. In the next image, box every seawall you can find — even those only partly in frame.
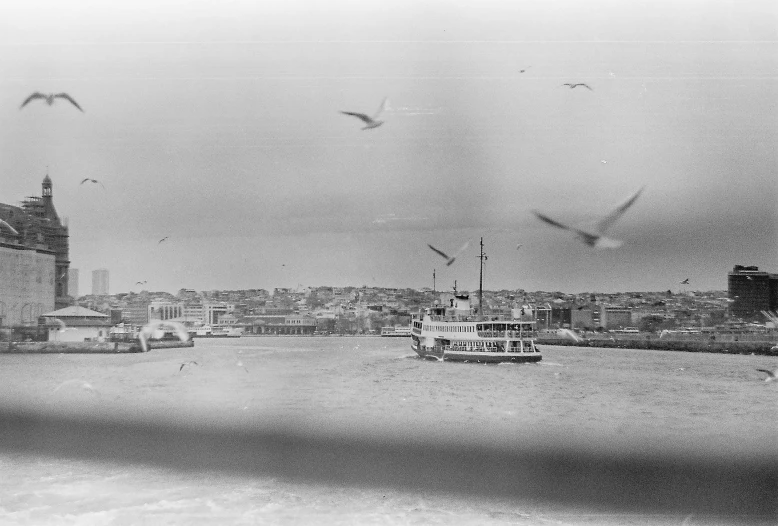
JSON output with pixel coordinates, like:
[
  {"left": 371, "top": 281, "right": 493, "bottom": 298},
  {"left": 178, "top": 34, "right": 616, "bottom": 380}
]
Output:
[
  {"left": 0, "top": 340, "right": 195, "bottom": 354},
  {"left": 536, "top": 336, "right": 778, "bottom": 355}
]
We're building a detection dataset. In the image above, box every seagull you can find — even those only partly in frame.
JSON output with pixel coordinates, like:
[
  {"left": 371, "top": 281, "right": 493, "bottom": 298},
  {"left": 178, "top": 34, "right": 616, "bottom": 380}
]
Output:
[
  {"left": 179, "top": 361, "right": 198, "bottom": 372},
  {"left": 0, "top": 218, "right": 19, "bottom": 236},
  {"left": 756, "top": 368, "right": 777, "bottom": 382},
  {"left": 20, "top": 92, "right": 84, "bottom": 112},
  {"left": 561, "top": 83, "right": 593, "bottom": 91},
  {"left": 158, "top": 236, "right": 169, "bottom": 244},
  {"left": 135, "top": 280, "right": 147, "bottom": 286},
  {"left": 516, "top": 244, "right": 523, "bottom": 250},
  {"left": 340, "top": 97, "right": 388, "bottom": 130},
  {"left": 427, "top": 241, "right": 470, "bottom": 266},
  {"left": 138, "top": 320, "right": 189, "bottom": 352},
  {"left": 52, "top": 379, "right": 99, "bottom": 396},
  {"left": 519, "top": 66, "right": 531, "bottom": 73},
  {"left": 680, "top": 278, "right": 690, "bottom": 285},
  {"left": 80, "top": 178, "right": 105, "bottom": 189},
  {"left": 532, "top": 186, "right": 644, "bottom": 249}
]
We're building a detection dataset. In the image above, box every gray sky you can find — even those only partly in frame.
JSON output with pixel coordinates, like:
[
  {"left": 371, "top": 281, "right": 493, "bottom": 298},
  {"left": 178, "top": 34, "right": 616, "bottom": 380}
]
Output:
[{"left": 1, "top": 0, "right": 776, "bottom": 294}]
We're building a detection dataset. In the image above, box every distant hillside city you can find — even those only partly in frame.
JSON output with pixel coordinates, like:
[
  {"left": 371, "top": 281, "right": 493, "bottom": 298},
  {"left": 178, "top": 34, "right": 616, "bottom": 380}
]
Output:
[{"left": 70, "top": 266, "right": 777, "bottom": 336}]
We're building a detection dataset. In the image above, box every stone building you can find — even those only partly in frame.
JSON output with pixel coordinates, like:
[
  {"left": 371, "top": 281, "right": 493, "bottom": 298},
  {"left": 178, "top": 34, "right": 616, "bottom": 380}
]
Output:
[{"left": 0, "top": 175, "right": 70, "bottom": 326}]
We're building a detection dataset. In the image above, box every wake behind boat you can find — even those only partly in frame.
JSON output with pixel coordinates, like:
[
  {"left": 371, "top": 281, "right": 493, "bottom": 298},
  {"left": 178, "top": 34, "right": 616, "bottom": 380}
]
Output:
[{"left": 410, "top": 238, "right": 541, "bottom": 364}]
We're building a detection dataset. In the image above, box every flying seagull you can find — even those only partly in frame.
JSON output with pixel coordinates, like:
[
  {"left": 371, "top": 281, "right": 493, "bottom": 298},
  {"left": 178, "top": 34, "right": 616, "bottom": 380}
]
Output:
[
  {"left": 135, "top": 280, "right": 147, "bottom": 286},
  {"left": 532, "top": 187, "right": 644, "bottom": 249},
  {"left": 20, "top": 92, "right": 84, "bottom": 112},
  {"left": 80, "top": 178, "right": 105, "bottom": 189},
  {"left": 0, "top": 218, "right": 19, "bottom": 236},
  {"left": 680, "top": 278, "right": 690, "bottom": 285},
  {"left": 427, "top": 241, "right": 470, "bottom": 266},
  {"left": 52, "top": 380, "right": 99, "bottom": 397},
  {"left": 516, "top": 244, "right": 523, "bottom": 250},
  {"left": 138, "top": 320, "right": 189, "bottom": 353},
  {"left": 179, "top": 361, "right": 198, "bottom": 372},
  {"left": 158, "top": 236, "right": 169, "bottom": 244},
  {"left": 340, "top": 97, "right": 388, "bottom": 130},
  {"left": 561, "top": 83, "right": 593, "bottom": 91},
  {"left": 519, "top": 66, "right": 531, "bottom": 73},
  {"left": 756, "top": 368, "right": 777, "bottom": 382}
]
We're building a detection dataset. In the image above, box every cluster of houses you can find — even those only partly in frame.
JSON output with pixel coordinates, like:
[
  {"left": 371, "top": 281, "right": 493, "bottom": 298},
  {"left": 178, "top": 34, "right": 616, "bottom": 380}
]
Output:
[{"left": 26, "top": 283, "right": 770, "bottom": 344}]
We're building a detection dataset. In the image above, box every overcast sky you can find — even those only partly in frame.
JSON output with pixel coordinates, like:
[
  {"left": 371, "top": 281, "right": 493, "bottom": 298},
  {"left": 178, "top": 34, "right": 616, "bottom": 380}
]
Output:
[{"left": 1, "top": 0, "right": 775, "bottom": 295}]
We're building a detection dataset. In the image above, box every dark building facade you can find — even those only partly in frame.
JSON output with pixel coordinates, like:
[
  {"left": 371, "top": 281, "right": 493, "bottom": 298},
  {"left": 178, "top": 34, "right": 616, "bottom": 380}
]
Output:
[
  {"left": 728, "top": 265, "right": 778, "bottom": 320},
  {"left": 0, "top": 176, "right": 70, "bottom": 311}
]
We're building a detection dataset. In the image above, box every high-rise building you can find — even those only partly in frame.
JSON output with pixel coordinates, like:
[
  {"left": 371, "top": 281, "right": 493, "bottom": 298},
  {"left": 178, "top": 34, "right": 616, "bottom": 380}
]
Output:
[
  {"left": 68, "top": 268, "right": 79, "bottom": 299},
  {"left": 728, "top": 265, "right": 778, "bottom": 320},
  {"left": 92, "top": 269, "right": 109, "bottom": 296},
  {"left": 0, "top": 175, "right": 70, "bottom": 326}
]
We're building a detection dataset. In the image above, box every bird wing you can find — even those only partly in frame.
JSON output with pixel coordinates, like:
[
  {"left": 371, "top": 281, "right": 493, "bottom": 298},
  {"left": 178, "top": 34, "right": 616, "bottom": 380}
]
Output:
[
  {"left": 0, "top": 219, "right": 19, "bottom": 235},
  {"left": 452, "top": 241, "right": 470, "bottom": 258},
  {"left": 158, "top": 236, "right": 168, "bottom": 243},
  {"left": 54, "top": 93, "right": 84, "bottom": 112},
  {"left": 372, "top": 97, "right": 388, "bottom": 120},
  {"left": 340, "top": 111, "right": 373, "bottom": 124},
  {"left": 756, "top": 369, "right": 776, "bottom": 377},
  {"left": 533, "top": 211, "right": 573, "bottom": 231},
  {"left": 80, "top": 178, "right": 90, "bottom": 184},
  {"left": 20, "top": 92, "right": 46, "bottom": 108},
  {"left": 579, "top": 83, "right": 593, "bottom": 91},
  {"left": 596, "top": 186, "right": 644, "bottom": 234},
  {"left": 427, "top": 244, "right": 451, "bottom": 260}
]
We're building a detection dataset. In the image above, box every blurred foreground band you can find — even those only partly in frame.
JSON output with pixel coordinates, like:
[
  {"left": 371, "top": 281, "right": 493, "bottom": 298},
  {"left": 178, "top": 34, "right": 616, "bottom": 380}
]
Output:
[{"left": 0, "top": 408, "right": 775, "bottom": 524}]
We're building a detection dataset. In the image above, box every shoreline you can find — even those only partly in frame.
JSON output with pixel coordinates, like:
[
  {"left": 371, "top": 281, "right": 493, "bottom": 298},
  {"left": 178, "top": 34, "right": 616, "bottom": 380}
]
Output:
[
  {"left": 0, "top": 340, "right": 195, "bottom": 354},
  {"left": 536, "top": 336, "right": 778, "bottom": 355}
]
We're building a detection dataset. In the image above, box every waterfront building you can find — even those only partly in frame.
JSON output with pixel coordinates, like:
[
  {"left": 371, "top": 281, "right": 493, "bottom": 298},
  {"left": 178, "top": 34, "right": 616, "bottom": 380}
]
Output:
[
  {"left": 68, "top": 268, "right": 79, "bottom": 299},
  {"left": 204, "top": 302, "right": 232, "bottom": 326},
  {"left": 148, "top": 300, "right": 183, "bottom": 321},
  {"left": 600, "top": 306, "right": 632, "bottom": 330},
  {"left": 728, "top": 265, "right": 778, "bottom": 320},
  {"left": 91, "top": 269, "right": 109, "bottom": 296},
  {"left": 570, "top": 306, "right": 593, "bottom": 330},
  {"left": 0, "top": 176, "right": 70, "bottom": 325},
  {"left": 41, "top": 305, "right": 111, "bottom": 342},
  {"left": 121, "top": 302, "right": 151, "bottom": 326}
]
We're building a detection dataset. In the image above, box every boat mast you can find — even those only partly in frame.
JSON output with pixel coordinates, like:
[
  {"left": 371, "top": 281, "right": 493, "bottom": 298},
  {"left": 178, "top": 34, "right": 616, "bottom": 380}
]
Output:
[
  {"left": 478, "top": 237, "right": 487, "bottom": 318},
  {"left": 433, "top": 269, "right": 436, "bottom": 293}
]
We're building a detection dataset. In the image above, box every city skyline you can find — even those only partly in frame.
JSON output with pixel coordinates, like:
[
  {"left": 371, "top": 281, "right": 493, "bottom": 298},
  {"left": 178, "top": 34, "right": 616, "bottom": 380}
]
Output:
[{"left": 1, "top": 0, "right": 775, "bottom": 294}]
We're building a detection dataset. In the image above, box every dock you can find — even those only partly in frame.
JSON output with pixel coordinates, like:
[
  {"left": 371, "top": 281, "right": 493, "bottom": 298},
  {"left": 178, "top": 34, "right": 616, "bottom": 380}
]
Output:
[{"left": 0, "top": 340, "right": 195, "bottom": 354}]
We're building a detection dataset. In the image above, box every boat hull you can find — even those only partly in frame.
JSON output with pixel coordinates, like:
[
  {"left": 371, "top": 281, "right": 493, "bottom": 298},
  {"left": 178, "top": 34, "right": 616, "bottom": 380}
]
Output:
[{"left": 414, "top": 348, "right": 541, "bottom": 364}]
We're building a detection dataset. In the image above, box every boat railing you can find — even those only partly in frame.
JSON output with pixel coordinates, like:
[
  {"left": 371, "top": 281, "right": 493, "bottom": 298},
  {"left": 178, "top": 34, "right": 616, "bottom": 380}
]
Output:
[{"left": 477, "top": 330, "right": 538, "bottom": 339}]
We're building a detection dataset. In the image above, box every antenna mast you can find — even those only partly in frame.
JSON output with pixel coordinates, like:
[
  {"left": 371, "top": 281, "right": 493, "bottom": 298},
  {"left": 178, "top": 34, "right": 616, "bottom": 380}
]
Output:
[
  {"left": 433, "top": 269, "right": 436, "bottom": 293},
  {"left": 478, "top": 237, "right": 487, "bottom": 318}
]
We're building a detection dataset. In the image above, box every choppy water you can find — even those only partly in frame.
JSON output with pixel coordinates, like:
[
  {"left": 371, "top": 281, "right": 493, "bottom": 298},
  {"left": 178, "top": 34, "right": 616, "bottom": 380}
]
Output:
[{"left": 0, "top": 337, "right": 775, "bottom": 525}]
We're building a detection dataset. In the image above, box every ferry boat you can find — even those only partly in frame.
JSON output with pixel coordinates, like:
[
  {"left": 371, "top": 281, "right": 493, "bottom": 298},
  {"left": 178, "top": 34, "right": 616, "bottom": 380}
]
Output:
[
  {"left": 188, "top": 326, "right": 243, "bottom": 338},
  {"left": 380, "top": 326, "right": 412, "bottom": 337},
  {"left": 410, "top": 238, "right": 541, "bottom": 364}
]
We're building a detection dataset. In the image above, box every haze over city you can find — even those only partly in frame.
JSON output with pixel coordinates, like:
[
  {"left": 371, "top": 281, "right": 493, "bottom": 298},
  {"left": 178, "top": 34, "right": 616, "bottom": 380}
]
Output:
[{"left": 1, "top": 0, "right": 775, "bottom": 294}]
